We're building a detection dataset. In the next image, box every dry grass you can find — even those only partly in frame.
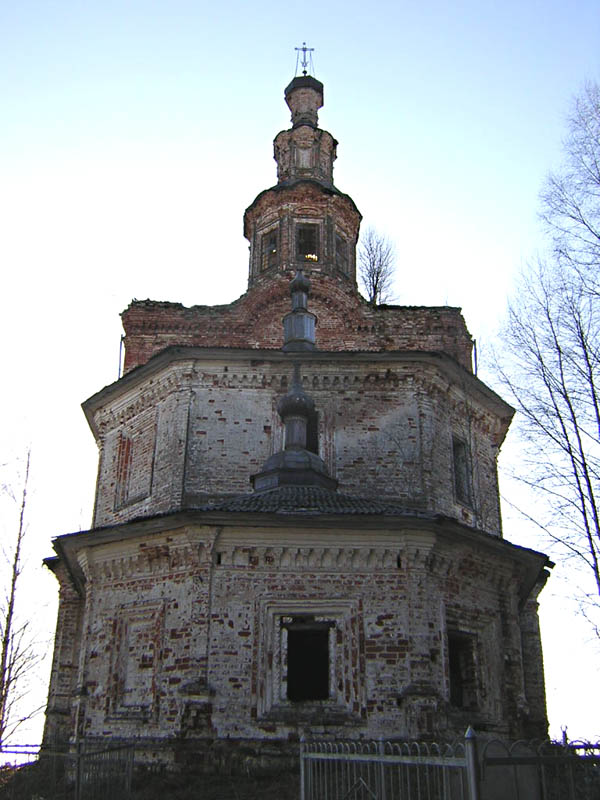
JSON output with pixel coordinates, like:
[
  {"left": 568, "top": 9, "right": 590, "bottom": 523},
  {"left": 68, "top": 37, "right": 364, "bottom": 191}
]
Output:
[
  {"left": 0, "top": 761, "right": 300, "bottom": 800},
  {"left": 131, "top": 769, "right": 299, "bottom": 800}
]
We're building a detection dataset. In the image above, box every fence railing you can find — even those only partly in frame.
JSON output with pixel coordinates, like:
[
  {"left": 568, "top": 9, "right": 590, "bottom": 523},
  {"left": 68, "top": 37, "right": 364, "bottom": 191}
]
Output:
[
  {"left": 75, "top": 742, "right": 134, "bottom": 800},
  {"left": 479, "top": 738, "right": 600, "bottom": 800},
  {"left": 0, "top": 741, "right": 134, "bottom": 800},
  {"left": 301, "top": 729, "right": 479, "bottom": 800},
  {"left": 300, "top": 729, "right": 600, "bottom": 800}
]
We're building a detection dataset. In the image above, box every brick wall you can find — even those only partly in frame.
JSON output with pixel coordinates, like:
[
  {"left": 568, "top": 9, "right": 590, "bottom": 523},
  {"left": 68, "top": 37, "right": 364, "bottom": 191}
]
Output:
[
  {"left": 65, "top": 522, "right": 546, "bottom": 748},
  {"left": 244, "top": 182, "right": 361, "bottom": 285},
  {"left": 92, "top": 365, "right": 191, "bottom": 527},
  {"left": 42, "top": 559, "right": 84, "bottom": 747},
  {"left": 89, "top": 356, "right": 507, "bottom": 534},
  {"left": 121, "top": 273, "right": 473, "bottom": 374}
]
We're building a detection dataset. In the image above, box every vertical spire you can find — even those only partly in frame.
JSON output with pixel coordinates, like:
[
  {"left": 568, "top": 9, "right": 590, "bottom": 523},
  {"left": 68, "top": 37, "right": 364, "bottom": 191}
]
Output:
[
  {"left": 287, "top": 42, "right": 321, "bottom": 127},
  {"left": 294, "top": 42, "right": 315, "bottom": 77},
  {"left": 277, "top": 363, "right": 314, "bottom": 453},
  {"left": 250, "top": 272, "right": 337, "bottom": 493},
  {"left": 283, "top": 270, "right": 316, "bottom": 351}
]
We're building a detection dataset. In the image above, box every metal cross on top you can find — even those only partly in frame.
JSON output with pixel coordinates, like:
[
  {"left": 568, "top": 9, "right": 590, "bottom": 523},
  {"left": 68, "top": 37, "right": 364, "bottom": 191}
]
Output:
[{"left": 295, "top": 42, "right": 315, "bottom": 77}]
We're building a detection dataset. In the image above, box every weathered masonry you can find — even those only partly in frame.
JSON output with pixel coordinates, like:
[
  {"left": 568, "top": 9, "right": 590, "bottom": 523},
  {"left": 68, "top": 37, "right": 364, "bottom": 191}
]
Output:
[{"left": 43, "top": 69, "right": 550, "bottom": 766}]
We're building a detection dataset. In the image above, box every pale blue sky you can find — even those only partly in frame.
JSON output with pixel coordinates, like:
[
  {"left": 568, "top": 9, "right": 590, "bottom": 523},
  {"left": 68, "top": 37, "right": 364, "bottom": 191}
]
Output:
[
  {"left": 3, "top": 0, "right": 598, "bottom": 324},
  {"left": 0, "top": 0, "right": 598, "bottom": 743}
]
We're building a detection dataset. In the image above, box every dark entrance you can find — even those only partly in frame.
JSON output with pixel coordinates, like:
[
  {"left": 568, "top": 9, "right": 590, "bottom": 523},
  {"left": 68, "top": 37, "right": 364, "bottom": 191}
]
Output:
[{"left": 286, "top": 621, "right": 330, "bottom": 702}]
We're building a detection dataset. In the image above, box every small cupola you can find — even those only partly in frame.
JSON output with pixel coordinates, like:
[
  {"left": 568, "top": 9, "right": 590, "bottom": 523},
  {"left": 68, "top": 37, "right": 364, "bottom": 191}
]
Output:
[
  {"left": 251, "top": 363, "right": 337, "bottom": 493},
  {"left": 284, "top": 75, "right": 323, "bottom": 128}
]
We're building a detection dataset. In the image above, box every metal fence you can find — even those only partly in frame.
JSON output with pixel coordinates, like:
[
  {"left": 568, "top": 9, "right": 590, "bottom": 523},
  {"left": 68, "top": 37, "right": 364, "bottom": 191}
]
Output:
[
  {"left": 300, "top": 731, "right": 478, "bottom": 800},
  {"left": 300, "top": 730, "right": 600, "bottom": 800},
  {"left": 0, "top": 742, "right": 134, "bottom": 800},
  {"left": 76, "top": 742, "right": 134, "bottom": 800},
  {"left": 479, "top": 738, "right": 600, "bottom": 800}
]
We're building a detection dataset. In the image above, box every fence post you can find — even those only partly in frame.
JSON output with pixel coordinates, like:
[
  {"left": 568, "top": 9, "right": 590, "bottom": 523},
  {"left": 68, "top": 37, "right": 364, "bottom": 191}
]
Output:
[
  {"left": 126, "top": 744, "right": 134, "bottom": 796},
  {"left": 377, "top": 738, "right": 387, "bottom": 800},
  {"left": 300, "top": 735, "right": 306, "bottom": 800},
  {"left": 465, "top": 726, "right": 480, "bottom": 800},
  {"left": 75, "top": 739, "right": 82, "bottom": 800}
]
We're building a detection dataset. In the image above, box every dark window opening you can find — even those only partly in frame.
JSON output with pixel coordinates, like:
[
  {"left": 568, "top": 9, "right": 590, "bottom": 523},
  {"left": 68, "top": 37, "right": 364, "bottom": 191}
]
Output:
[
  {"left": 448, "top": 631, "right": 478, "bottom": 710},
  {"left": 306, "top": 411, "right": 319, "bottom": 455},
  {"left": 262, "top": 230, "right": 278, "bottom": 271},
  {"left": 115, "top": 434, "right": 133, "bottom": 509},
  {"left": 286, "top": 622, "right": 330, "bottom": 702},
  {"left": 335, "top": 233, "right": 348, "bottom": 272},
  {"left": 452, "top": 437, "right": 472, "bottom": 506},
  {"left": 297, "top": 224, "right": 319, "bottom": 263}
]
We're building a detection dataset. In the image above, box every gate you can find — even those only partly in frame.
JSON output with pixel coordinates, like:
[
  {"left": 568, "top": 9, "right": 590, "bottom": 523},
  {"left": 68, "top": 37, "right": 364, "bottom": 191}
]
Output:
[
  {"left": 300, "top": 730, "right": 600, "bottom": 800},
  {"left": 300, "top": 729, "right": 479, "bottom": 800},
  {"left": 480, "top": 738, "right": 600, "bottom": 800}
]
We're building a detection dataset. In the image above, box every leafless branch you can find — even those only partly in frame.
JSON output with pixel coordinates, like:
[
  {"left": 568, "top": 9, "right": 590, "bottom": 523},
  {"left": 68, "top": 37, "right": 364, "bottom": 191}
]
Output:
[
  {"left": 357, "top": 227, "right": 396, "bottom": 305},
  {"left": 0, "top": 452, "right": 43, "bottom": 746},
  {"left": 495, "top": 86, "right": 600, "bottom": 633}
]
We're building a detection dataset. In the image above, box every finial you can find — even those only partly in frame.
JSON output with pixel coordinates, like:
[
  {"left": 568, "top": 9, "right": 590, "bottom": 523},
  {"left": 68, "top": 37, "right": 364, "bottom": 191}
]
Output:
[
  {"left": 294, "top": 42, "right": 315, "bottom": 77},
  {"left": 283, "top": 270, "right": 316, "bottom": 351}
]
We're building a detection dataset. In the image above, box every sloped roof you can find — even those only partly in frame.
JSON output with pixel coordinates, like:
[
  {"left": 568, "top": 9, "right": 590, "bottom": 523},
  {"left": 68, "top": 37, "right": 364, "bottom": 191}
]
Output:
[{"left": 195, "top": 486, "right": 433, "bottom": 517}]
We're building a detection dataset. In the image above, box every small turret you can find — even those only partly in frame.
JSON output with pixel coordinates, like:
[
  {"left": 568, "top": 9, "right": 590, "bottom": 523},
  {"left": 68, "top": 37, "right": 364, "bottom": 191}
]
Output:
[
  {"left": 284, "top": 75, "right": 323, "bottom": 128},
  {"left": 243, "top": 47, "right": 362, "bottom": 287},
  {"left": 274, "top": 76, "right": 336, "bottom": 186}
]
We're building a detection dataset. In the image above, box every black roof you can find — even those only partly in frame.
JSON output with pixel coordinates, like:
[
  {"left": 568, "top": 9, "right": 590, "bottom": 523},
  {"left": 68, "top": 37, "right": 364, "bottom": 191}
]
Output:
[{"left": 195, "top": 486, "right": 433, "bottom": 517}]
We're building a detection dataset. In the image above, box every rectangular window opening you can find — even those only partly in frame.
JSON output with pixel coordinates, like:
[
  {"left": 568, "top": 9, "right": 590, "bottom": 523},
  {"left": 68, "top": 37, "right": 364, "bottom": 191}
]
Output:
[
  {"left": 335, "top": 233, "right": 348, "bottom": 272},
  {"left": 286, "top": 621, "right": 330, "bottom": 702},
  {"left": 297, "top": 224, "right": 319, "bottom": 263},
  {"left": 448, "top": 630, "right": 478, "bottom": 710},
  {"left": 306, "top": 411, "right": 319, "bottom": 455},
  {"left": 262, "top": 229, "right": 278, "bottom": 271},
  {"left": 452, "top": 436, "right": 472, "bottom": 506}
]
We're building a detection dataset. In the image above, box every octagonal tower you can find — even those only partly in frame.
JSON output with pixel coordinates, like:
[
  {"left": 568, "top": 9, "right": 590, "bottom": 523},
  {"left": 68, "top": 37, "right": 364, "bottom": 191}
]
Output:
[{"left": 244, "top": 75, "right": 362, "bottom": 287}]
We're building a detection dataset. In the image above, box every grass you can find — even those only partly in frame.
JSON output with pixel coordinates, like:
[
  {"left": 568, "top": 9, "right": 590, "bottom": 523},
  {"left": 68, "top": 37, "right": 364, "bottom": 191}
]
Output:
[
  {"left": 131, "top": 769, "right": 299, "bottom": 799},
  {"left": 0, "top": 760, "right": 300, "bottom": 800}
]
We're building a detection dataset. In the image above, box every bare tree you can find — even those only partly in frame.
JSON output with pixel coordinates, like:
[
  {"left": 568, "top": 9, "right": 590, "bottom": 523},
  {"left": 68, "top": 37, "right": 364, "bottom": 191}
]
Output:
[
  {"left": 540, "top": 82, "right": 600, "bottom": 295},
  {"left": 358, "top": 227, "right": 396, "bottom": 305},
  {"left": 0, "top": 451, "right": 42, "bottom": 747},
  {"left": 498, "top": 265, "right": 599, "bottom": 602},
  {"left": 496, "top": 83, "right": 600, "bottom": 630}
]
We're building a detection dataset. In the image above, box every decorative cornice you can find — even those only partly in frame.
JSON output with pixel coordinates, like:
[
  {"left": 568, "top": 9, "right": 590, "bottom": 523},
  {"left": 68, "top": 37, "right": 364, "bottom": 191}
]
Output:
[
  {"left": 83, "top": 347, "right": 513, "bottom": 440},
  {"left": 244, "top": 179, "right": 361, "bottom": 229},
  {"left": 51, "top": 511, "right": 550, "bottom": 605}
]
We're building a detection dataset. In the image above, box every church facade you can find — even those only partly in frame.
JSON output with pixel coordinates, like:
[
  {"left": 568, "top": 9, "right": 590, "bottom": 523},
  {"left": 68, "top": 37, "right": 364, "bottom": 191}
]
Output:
[{"left": 43, "top": 72, "right": 550, "bottom": 766}]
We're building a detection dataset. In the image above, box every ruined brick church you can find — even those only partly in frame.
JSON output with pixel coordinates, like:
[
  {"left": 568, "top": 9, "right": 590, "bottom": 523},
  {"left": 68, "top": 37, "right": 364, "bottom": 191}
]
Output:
[{"left": 43, "top": 68, "right": 550, "bottom": 764}]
